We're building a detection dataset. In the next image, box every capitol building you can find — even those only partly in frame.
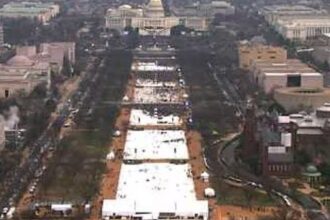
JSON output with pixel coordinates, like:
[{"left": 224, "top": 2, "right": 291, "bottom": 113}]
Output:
[{"left": 105, "top": 0, "right": 209, "bottom": 36}]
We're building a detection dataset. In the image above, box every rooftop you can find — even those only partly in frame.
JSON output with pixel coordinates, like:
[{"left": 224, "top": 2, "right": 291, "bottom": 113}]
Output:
[{"left": 0, "top": 2, "right": 58, "bottom": 13}]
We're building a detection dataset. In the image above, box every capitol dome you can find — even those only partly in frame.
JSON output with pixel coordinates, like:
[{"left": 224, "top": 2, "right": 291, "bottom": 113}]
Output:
[
  {"left": 144, "top": 0, "right": 165, "bottom": 17},
  {"left": 148, "top": 0, "right": 163, "bottom": 8}
]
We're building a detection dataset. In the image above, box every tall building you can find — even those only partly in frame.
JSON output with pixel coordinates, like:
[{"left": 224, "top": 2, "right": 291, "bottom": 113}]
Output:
[
  {"left": 105, "top": 0, "right": 209, "bottom": 36},
  {"left": 238, "top": 42, "right": 287, "bottom": 70},
  {"left": 241, "top": 104, "right": 258, "bottom": 160},
  {"left": 0, "top": 24, "right": 4, "bottom": 46}
]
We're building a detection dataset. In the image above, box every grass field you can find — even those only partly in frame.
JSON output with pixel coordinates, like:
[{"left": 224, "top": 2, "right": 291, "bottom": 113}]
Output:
[
  {"left": 214, "top": 179, "right": 277, "bottom": 207},
  {"left": 36, "top": 50, "right": 132, "bottom": 202}
]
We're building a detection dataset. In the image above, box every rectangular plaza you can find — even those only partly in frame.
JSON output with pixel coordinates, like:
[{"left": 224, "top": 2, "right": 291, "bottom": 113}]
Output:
[
  {"left": 124, "top": 129, "right": 188, "bottom": 160},
  {"left": 132, "top": 61, "right": 176, "bottom": 72},
  {"left": 130, "top": 109, "right": 182, "bottom": 127},
  {"left": 134, "top": 87, "right": 181, "bottom": 104},
  {"left": 136, "top": 78, "right": 177, "bottom": 87},
  {"left": 102, "top": 163, "right": 208, "bottom": 220}
]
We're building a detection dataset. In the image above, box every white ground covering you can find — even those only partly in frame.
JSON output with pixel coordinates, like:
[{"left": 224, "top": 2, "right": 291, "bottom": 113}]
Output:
[
  {"left": 116, "top": 163, "right": 194, "bottom": 200},
  {"left": 102, "top": 163, "right": 208, "bottom": 220},
  {"left": 134, "top": 87, "right": 180, "bottom": 103},
  {"left": 124, "top": 130, "right": 188, "bottom": 160},
  {"left": 136, "top": 79, "right": 177, "bottom": 87},
  {"left": 130, "top": 109, "right": 182, "bottom": 126},
  {"left": 132, "top": 62, "right": 175, "bottom": 71}
]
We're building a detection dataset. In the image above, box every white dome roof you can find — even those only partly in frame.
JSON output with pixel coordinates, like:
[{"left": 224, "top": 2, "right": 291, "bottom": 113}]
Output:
[
  {"left": 7, "top": 55, "right": 34, "bottom": 66},
  {"left": 148, "top": 0, "right": 163, "bottom": 8},
  {"left": 119, "top": 4, "right": 132, "bottom": 9}
]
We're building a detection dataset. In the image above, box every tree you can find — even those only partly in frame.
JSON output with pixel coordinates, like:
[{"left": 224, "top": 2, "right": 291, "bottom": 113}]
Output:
[
  {"left": 272, "top": 207, "right": 302, "bottom": 220},
  {"left": 318, "top": 162, "right": 330, "bottom": 184},
  {"left": 61, "top": 55, "right": 73, "bottom": 77},
  {"left": 295, "top": 150, "right": 312, "bottom": 166},
  {"left": 243, "top": 188, "right": 255, "bottom": 208},
  {"left": 321, "top": 60, "right": 330, "bottom": 72},
  {"left": 170, "top": 25, "right": 193, "bottom": 36}
]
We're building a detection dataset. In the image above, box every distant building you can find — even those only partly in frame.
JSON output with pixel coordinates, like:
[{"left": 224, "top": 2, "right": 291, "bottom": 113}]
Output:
[
  {"left": 260, "top": 5, "right": 330, "bottom": 41},
  {"left": 278, "top": 103, "right": 330, "bottom": 151},
  {"left": 274, "top": 17, "right": 330, "bottom": 41},
  {"left": 252, "top": 59, "right": 323, "bottom": 94},
  {"left": 105, "top": 0, "right": 209, "bottom": 36},
  {"left": 0, "top": 42, "right": 75, "bottom": 98},
  {"left": 274, "top": 87, "right": 330, "bottom": 112},
  {"left": 238, "top": 42, "right": 287, "bottom": 70},
  {"left": 275, "top": 104, "right": 330, "bottom": 164},
  {"left": 260, "top": 5, "right": 327, "bottom": 26},
  {"left": 39, "top": 42, "right": 76, "bottom": 71},
  {"left": 0, "top": 55, "right": 51, "bottom": 98},
  {"left": 17, "top": 42, "right": 75, "bottom": 72},
  {"left": 172, "top": 1, "right": 235, "bottom": 17},
  {"left": 261, "top": 131, "right": 294, "bottom": 176},
  {"left": 0, "top": 2, "right": 60, "bottom": 24},
  {"left": 242, "top": 108, "right": 295, "bottom": 176}
]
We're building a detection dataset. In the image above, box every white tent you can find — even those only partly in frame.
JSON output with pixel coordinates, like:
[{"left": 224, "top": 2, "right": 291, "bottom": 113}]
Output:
[
  {"left": 123, "top": 95, "right": 129, "bottom": 101},
  {"left": 204, "top": 188, "right": 215, "bottom": 198},
  {"left": 201, "top": 171, "right": 209, "bottom": 182},
  {"left": 113, "top": 130, "right": 121, "bottom": 137},
  {"left": 102, "top": 199, "right": 209, "bottom": 220},
  {"left": 51, "top": 204, "right": 72, "bottom": 212},
  {"left": 106, "top": 151, "right": 115, "bottom": 160},
  {"left": 102, "top": 200, "right": 135, "bottom": 217}
]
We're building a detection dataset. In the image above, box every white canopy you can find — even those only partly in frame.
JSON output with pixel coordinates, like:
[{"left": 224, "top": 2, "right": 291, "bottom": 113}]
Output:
[
  {"left": 201, "top": 171, "right": 210, "bottom": 182},
  {"left": 106, "top": 151, "right": 115, "bottom": 160},
  {"left": 204, "top": 188, "right": 215, "bottom": 197},
  {"left": 51, "top": 204, "right": 72, "bottom": 212},
  {"left": 102, "top": 199, "right": 208, "bottom": 220}
]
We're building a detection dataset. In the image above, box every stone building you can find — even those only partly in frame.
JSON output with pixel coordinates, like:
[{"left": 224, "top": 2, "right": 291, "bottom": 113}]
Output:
[
  {"left": 238, "top": 42, "right": 287, "bottom": 70},
  {"left": 260, "top": 5, "right": 330, "bottom": 41},
  {"left": 252, "top": 59, "right": 323, "bottom": 94},
  {"left": 171, "top": 1, "right": 235, "bottom": 17},
  {"left": 0, "top": 42, "right": 75, "bottom": 98},
  {"left": 0, "top": 2, "right": 60, "bottom": 24},
  {"left": 105, "top": 0, "right": 209, "bottom": 36}
]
